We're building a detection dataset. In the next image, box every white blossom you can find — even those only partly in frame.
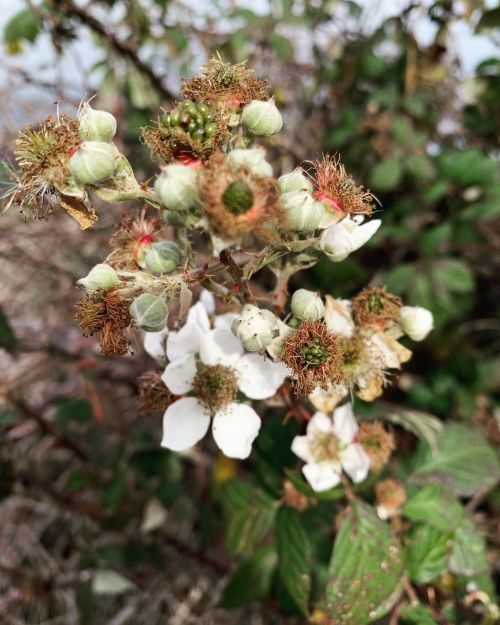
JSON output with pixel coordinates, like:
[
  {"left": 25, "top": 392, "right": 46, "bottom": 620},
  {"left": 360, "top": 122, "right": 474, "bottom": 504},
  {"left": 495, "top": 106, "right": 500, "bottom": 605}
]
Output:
[
  {"left": 319, "top": 215, "right": 381, "bottom": 262},
  {"left": 291, "top": 403, "right": 370, "bottom": 491}
]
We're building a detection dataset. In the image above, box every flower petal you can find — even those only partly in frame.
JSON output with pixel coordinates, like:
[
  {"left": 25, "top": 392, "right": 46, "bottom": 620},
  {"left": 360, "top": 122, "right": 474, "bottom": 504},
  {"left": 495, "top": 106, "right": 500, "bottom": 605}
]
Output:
[
  {"left": 199, "top": 328, "right": 244, "bottom": 367},
  {"left": 309, "top": 383, "right": 349, "bottom": 413},
  {"left": 332, "top": 403, "right": 358, "bottom": 444},
  {"left": 161, "top": 353, "right": 197, "bottom": 395},
  {"left": 143, "top": 328, "right": 168, "bottom": 361},
  {"left": 161, "top": 397, "right": 211, "bottom": 452},
  {"left": 307, "top": 411, "right": 333, "bottom": 436},
  {"left": 324, "top": 296, "right": 354, "bottom": 338},
  {"left": 212, "top": 403, "right": 261, "bottom": 459},
  {"left": 291, "top": 435, "right": 313, "bottom": 463},
  {"left": 186, "top": 301, "right": 211, "bottom": 331},
  {"left": 235, "top": 353, "right": 289, "bottom": 400},
  {"left": 166, "top": 322, "right": 203, "bottom": 361},
  {"left": 302, "top": 462, "right": 341, "bottom": 492},
  {"left": 350, "top": 219, "right": 381, "bottom": 251},
  {"left": 199, "top": 289, "right": 215, "bottom": 315},
  {"left": 340, "top": 443, "right": 371, "bottom": 483},
  {"left": 214, "top": 312, "right": 238, "bottom": 331}
]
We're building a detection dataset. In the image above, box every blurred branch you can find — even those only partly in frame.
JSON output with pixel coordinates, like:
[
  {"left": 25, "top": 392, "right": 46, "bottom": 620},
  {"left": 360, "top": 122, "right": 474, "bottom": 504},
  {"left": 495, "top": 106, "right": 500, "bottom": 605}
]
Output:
[{"left": 54, "top": 0, "right": 174, "bottom": 101}]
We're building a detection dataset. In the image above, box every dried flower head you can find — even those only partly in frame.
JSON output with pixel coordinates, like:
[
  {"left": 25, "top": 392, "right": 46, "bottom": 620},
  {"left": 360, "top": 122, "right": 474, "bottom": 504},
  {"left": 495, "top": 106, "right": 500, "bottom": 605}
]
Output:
[
  {"left": 9, "top": 113, "right": 81, "bottom": 218},
  {"left": 357, "top": 421, "right": 395, "bottom": 472},
  {"left": 141, "top": 102, "right": 229, "bottom": 164},
  {"left": 283, "top": 479, "right": 311, "bottom": 512},
  {"left": 137, "top": 370, "right": 174, "bottom": 416},
  {"left": 352, "top": 287, "right": 402, "bottom": 329},
  {"left": 107, "top": 212, "right": 161, "bottom": 270},
  {"left": 313, "top": 154, "right": 375, "bottom": 218},
  {"left": 76, "top": 288, "right": 132, "bottom": 356},
  {"left": 181, "top": 56, "right": 270, "bottom": 110},
  {"left": 281, "top": 321, "right": 342, "bottom": 395},
  {"left": 199, "top": 154, "right": 285, "bottom": 242},
  {"left": 375, "top": 478, "right": 407, "bottom": 519}
]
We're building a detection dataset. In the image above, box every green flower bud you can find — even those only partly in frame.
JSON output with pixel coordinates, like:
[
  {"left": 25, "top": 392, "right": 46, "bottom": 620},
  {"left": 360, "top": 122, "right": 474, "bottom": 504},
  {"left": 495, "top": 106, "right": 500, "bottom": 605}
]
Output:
[
  {"left": 79, "top": 104, "right": 117, "bottom": 142},
  {"left": 280, "top": 190, "right": 324, "bottom": 232},
  {"left": 144, "top": 241, "right": 180, "bottom": 274},
  {"left": 226, "top": 147, "right": 273, "bottom": 178},
  {"left": 130, "top": 293, "right": 168, "bottom": 332},
  {"left": 278, "top": 168, "right": 313, "bottom": 194},
  {"left": 231, "top": 304, "right": 277, "bottom": 352},
  {"left": 241, "top": 99, "right": 283, "bottom": 136},
  {"left": 291, "top": 289, "right": 325, "bottom": 322},
  {"left": 69, "top": 141, "right": 116, "bottom": 185},
  {"left": 154, "top": 163, "right": 199, "bottom": 211},
  {"left": 78, "top": 263, "right": 119, "bottom": 291}
]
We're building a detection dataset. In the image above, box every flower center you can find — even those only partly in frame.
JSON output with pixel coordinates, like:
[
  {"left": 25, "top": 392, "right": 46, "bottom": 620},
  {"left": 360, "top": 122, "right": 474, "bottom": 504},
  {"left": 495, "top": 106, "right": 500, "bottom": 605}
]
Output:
[
  {"left": 193, "top": 364, "right": 238, "bottom": 414},
  {"left": 367, "top": 293, "right": 385, "bottom": 314},
  {"left": 222, "top": 180, "right": 255, "bottom": 215},
  {"left": 310, "top": 432, "right": 340, "bottom": 462},
  {"left": 299, "top": 337, "right": 330, "bottom": 367}
]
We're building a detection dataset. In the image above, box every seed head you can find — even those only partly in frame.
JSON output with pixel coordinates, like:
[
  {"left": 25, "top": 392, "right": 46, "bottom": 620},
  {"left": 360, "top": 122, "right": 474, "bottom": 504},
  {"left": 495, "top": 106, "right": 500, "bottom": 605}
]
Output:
[
  {"left": 352, "top": 287, "right": 402, "bottom": 329},
  {"left": 357, "top": 421, "right": 395, "bottom": 472}
]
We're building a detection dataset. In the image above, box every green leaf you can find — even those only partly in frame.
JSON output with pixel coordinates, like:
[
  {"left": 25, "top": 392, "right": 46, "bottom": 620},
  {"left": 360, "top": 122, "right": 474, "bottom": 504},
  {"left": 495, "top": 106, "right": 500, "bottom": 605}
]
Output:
[
  {"left": 219, "top": 544, "right": 277, "bottom": 608},
  {"left": 382, "top": 410, "right": 443, "bottom": 454},
  {"left": 449, "top": 518, "right": 489, "bottom": 577},
  {"left": 56, "top": 398, "right": 93, "bottom": 426},
  {"left": 411, "top": 424, "right": 500, "bottom": 497},
  {"left": 0, "top": 305, "right": 17, "bottom": 353},
  {"left": 370, "top": 157, "right": 403, "bottom": 191},
  {"left": 401, "top": 603, "right": 438, "bottom": 625},
  {"left": 3, "top": 9, "right": 40, "bottom": 45},
  {"left": 433, "top": 259, "right": 475, "bottom": 294},
  {"left": 406, "top": 525, "right": 452, "bottom": 584},
  {"left": 324, "top": 502, "right": 403, "bottom": 624},
  {"left": 476, "top": 7, "right": 500, "bottom": 33},
  {"left": 403, "top": 485, "right": 463, "bottom": 531},
  {"left": 221, "top": 480, "right": 278, "bottom": 554},
  {"left": 276, "top": 507, "right": 311, "bottom": 616}
]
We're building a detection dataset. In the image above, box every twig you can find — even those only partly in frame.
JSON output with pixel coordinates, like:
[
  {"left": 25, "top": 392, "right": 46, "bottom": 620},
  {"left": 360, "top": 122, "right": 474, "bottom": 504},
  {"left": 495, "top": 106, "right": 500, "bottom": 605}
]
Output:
[{"left": 55, "top": 0, "right": 174, "bottom": 101}]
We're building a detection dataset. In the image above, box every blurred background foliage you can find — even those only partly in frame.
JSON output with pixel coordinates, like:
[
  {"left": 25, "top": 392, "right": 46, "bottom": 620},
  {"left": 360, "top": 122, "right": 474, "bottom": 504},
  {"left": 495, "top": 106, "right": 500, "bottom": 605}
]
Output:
[{"left": 0, "top": 1, "right": 499, "bottom": 623}]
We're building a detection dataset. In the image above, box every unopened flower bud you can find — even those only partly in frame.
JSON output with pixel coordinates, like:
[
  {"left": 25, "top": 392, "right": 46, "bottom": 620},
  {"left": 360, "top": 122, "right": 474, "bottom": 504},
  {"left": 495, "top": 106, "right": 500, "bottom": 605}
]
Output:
[
  {"left": 231, "top": 304, "right": 277, "bottom": 352},
  {"left": 291, "top": 289, "right": 324, "bottom": 322},
  {"left": 130, "top": 293, "right": 168, "bottom": 332},
  {"left": 154, "top": 164, "right": 199, "bottom": 211},
  {"left": 399, "top": 306, "right": 434, "bottom": 341},
  {"left": 79, "top": 104, "right": 117, "bottom": 142},
  {"left": 145, "top": 241, "right": 180, "bottom": 274},
  {"left": 241, "top": 99, "right": 283, "bottom": 136},
  {"left": 278, "top": 168, "right": 313, "bottom": 194},
  {"left": 69, "top": 141, "right": 116, "bottom": 185},
  {"left": 226, "top": 147, "right": 273, "bottom": 178},
  {"left": 78, "top": 263, "right": 119, "bottom": 291},
  {"left": 280, "top": 190, "right": 324, "bottom": 232}
]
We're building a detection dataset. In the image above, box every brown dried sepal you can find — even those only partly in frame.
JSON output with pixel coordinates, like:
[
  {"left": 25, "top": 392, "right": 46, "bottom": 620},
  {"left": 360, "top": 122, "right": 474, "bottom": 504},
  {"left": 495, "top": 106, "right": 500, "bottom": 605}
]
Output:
[
  {"left": 313, "top": 154, "right": 375, "bottom": 218},
  {"left": 76, "top": 289, "right": 132, "bottom": 356},
  {"left": 357, "top": 421, "right": 395, "bottom": 472},
  {"left": 181, "top": 57, "right": 270, "bottom": 110},
  {"left": 199, "top": 154, "right": 285, "bottom": 242},
  {"left": 281, "top": 321, "right": 342, "bottom": 396},
  {"left": 137, "top": 371, "right": 174, "bottom": 416},
  {"left": 352, "top": 286, "right": 402, "bottom": 329}
]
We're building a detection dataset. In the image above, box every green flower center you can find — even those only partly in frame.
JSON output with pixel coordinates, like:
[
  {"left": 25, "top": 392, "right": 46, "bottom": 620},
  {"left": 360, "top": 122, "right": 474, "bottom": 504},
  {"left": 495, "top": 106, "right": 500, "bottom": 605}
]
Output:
[
  {"left": 222, "top": 180, "right": 254, "bottom": 215},
  {"left": 193, "top": 364, "right": 238, "bottom": 414},
  {"left": 299, "top": 337, "right": 330, "bottom": 367},
  {"left": 310, "top": 432, "right": 340, "bottom": 462},
  {"left": 367, "top": 293, "right": 384, "bottom": 314}
]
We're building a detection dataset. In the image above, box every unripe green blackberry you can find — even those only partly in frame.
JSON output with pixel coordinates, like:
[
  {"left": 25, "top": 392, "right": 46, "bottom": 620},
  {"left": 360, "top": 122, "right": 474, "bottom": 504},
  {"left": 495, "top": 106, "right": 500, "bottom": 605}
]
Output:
[
  {"left": 130, "top": 293, "right": 168, "bottom": 332},
  {"left": 145, "top": 241, "right": 180, "bottom": 274},
  {"left": 162, "top": 100, "right": 217, "bottom": 140}
]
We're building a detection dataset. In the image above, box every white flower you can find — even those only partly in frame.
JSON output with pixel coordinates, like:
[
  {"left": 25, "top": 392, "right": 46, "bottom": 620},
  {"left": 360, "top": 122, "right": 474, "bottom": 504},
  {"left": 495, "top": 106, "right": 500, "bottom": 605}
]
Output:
[
  {"left": 319, "top": 215, "right": 381, "bottom": 262},
  {"left": 160, "top": 303, "right": 289, "bottom": 459},
  {"left": 291, "top": 403, "right": 370, "bottom": 491},
  {"left": 144, "top": 328, "right": 169, "bottom": 362},
  {"left": 399, "top": 306, "right": 434, "bottom": 341}
]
